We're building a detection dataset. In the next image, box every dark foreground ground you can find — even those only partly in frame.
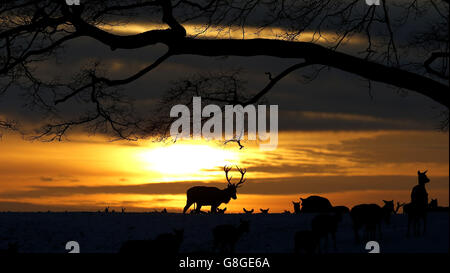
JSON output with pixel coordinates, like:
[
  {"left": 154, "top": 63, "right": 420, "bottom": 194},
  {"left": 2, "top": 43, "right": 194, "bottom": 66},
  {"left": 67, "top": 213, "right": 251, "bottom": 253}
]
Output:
[{"left": 0, "top": 212, "right": 448, "bottom": 253}]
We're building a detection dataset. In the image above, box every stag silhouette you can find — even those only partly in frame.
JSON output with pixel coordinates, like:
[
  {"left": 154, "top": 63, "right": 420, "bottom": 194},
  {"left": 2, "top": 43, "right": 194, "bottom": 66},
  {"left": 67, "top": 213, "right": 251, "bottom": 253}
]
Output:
[{"left": 183, "top": 166, "right": 247, "bottom": 214}]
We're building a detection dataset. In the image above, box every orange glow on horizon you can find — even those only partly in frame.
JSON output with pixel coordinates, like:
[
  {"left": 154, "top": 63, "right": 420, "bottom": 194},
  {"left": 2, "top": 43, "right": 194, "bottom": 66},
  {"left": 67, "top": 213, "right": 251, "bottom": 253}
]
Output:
[{"left": 0, "top": 130, "right": 448, "bottom": 212}]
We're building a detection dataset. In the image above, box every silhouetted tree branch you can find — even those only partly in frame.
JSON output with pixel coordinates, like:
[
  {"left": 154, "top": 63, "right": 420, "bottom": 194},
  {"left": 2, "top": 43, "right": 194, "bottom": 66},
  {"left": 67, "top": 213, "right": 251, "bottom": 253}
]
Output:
[{"left": 0, "top": 0, "right": 448, "bottom": 140}]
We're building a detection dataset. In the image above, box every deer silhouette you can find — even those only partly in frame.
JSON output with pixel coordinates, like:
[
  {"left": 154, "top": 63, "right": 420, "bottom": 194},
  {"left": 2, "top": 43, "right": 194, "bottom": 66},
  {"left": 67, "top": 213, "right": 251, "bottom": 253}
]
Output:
[
  {"left": 243, "top": 208, "right": 254, "bottom": 214},
  {"left": 311, "top": 213, "right": 340, "bottom": 253},
  {"left": 212, "top": 220, "right": 249, "bottom": 253},
  {"left": 426, "top": 198, "right": 449, "bottom": 212},
  {"left": 217, "top": 207, "right": 227, "bottom": 214},
  {"left": 300, "top": 196, "right": 332, "bottom": 213},
  {"left": 183, "top": 166, "right": 246, "bottom": 214},
  {"left": 350, "top": 201, "right": 393, "bottom": 243},
  {"left": 404, "top": 170, "right": 430, "bottom": 236},
  {"left": 381, "top": 200, "right": 395, "bottom": 224},
  {"left": 283, "top": 210, "right": 291, "bottom": 214},
  {"left": 119, "top": 229, "right": 184, "bottom": 254},
  {"left": 259, "top": 208, "right": 269, "bottom": 214},
  {"left": 292, "top": 201, "right": 301, "bottom": 214},
  {"left": 332, "top": 206, "right": 350, "bottom": 215}
]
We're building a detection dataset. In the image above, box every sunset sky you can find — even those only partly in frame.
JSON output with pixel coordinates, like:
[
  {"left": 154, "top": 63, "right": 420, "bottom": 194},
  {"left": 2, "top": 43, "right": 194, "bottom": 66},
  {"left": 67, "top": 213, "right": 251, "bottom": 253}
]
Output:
[
  {"left": 0, "top": 129, "right": 447, "bottom": 212},
  {"left": 0, "top": 2, "right": 448, "bottom": 213}
]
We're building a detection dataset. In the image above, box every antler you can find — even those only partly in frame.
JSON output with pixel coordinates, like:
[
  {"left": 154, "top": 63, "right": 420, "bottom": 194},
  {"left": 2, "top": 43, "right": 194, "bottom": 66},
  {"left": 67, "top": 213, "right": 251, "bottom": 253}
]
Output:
[
  {"left": 235, "top": 165, "right": 247, "bottom": 187},
  {"left": 224, "top": 165, "right": 233, "bottom": 184}
]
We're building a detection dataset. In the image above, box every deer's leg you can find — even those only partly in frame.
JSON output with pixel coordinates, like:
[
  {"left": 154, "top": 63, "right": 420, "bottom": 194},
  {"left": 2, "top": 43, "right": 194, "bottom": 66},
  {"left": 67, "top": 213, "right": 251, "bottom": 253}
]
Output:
[
  {"left": 183, "top": 199, "right": 194, "bottom": 214},
  {"left": 414, "top": 217, "right": 417, "bottom": 236},
  {"left": 317, "top": 237, "right": 322, "bottom": 254},
  {"left": 415, "top": 218, "right": 420, "bottom": 236},
  {"left": 210, "top": 205, "right": 218, "bottom": 214},
  {"left": 332, "top": 232, "right": 337, "bottom": 251},
  {"left": 422, "top": 213, "right": 427, "bottom": 236},
  {"left": 353, "top": 224, "right": 360, "bottom": 244},
  {"left": 407, "top": 214, "right": 411, "bottom": 237},
  {"left": 378, "top": 223, "right": 382, "bottom": 240},
  {"left": 195, "top": 204, "right": 202, "bottom": 213}
]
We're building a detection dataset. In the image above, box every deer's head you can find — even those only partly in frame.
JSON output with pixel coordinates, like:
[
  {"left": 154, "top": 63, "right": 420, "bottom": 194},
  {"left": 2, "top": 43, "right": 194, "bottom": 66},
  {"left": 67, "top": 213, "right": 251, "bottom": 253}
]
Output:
[
  {"left": 224, "top": 165, "right": 247, "bottom": 200},
  {"left": 383, "top": 200, "right": 394, "bottom": 213},
  {"left": 418, "top": 170, "right": 430, "bottom": 185}
]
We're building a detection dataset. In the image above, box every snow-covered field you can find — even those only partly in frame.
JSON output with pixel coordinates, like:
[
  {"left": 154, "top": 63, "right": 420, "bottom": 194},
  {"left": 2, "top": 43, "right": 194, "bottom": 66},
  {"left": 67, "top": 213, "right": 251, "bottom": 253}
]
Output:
[{"left": 0, "top": 212, "right": 448, "bottom": 253}]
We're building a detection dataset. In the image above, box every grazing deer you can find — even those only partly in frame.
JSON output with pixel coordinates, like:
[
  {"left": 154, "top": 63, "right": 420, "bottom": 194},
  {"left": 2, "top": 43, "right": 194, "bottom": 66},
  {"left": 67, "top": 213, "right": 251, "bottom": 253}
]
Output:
[
  {"left": 217, "top": 207, "right": 227, "bottom": 214},
  {"left": 427, "top": 199, "right": 449, "bottom": 212},
  {"left": 212, "top": 220, "right": 249, "bottom": 253},
  {"left": 311, "top": 214, "right": 340, "bottom": 252},
  {"left": 351, "top": 204, "right": 381, "bottom": 243},
  {"left": 332, "top": 206, "right": 350, "bottom": 215},
  {"left": 381, "top": 200, "right": 395, "bottom": 224},
  {"left": 119, "top": 229, "right": 184, "bottom": 254},
  {"left": 243, "top": 208, "right": 254, "bottom": 214},
  {"left": 259, "top": 208, "right": 269, "bottom": 214},
  {"left": 292, "top": 201, "right": 301, "bottom": 214},
  {"left": 183, "top": 166, "right": 247, "bottom": 214},
  {"left": 405, "top": 170, "right": 430, "bottom": 236},
  {"left": 300, "top": 196, "right": 332, "bottom": 213},
  {"left": 350, "top": 202, "right": 392, "bottom": 243}
]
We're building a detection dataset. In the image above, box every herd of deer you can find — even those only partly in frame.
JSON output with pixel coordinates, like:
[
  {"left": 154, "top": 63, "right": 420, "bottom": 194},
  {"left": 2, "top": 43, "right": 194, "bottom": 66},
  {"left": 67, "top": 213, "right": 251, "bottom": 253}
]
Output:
[
  {"left": 0, "top": 167, "right": 445, "bottom": 254},
  {"left": 117, "top": 168, "right": 448, "bottom": 254}
]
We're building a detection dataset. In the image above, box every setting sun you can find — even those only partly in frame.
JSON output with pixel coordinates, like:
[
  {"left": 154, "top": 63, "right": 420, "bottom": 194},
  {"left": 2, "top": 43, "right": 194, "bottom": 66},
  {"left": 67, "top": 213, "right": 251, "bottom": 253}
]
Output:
[{"left": 138, "top": 143, "right": 239, "bottom": 176}]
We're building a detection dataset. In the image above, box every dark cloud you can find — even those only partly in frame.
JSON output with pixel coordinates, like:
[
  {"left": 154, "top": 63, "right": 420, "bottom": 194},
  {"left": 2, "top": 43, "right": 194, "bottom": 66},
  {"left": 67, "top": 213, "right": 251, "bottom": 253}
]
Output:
[
  {"left": 0, "top": 176, "right": 448, "bottom": 198},
  {"left": 326, "top": 132, "right": 449, "bottom": 164},
  {"left": 39, "top": 177, "right": 53, "bottom": 182},
  {"left": 247, "top": 163, "right": 346, "bottom": 174}
]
